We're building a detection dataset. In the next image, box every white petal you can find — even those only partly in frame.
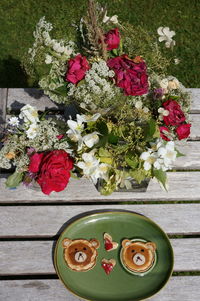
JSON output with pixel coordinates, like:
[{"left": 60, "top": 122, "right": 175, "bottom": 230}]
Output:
[
  {"left": 157, "top": 27, "right": 164, "bottom": 35},
  {"left": 77, "top": 162, "right": 86, "bottom": 170},
  {"left": 140, "top": 151, "right": 150, "bottom": 161},
  {"left": 159, "top": 36, "right": 166, "bottom": 42},
  {"left": 144, "top": 161, "right": 151, "bottom": 171}
]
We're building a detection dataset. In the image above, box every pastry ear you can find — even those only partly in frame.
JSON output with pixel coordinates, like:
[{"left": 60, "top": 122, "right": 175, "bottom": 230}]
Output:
[
  {"left": 146, "top": 242, "right": 156, "bottom": 252},
  {"left": 90, "top": 239, "right": 100, "bottom": 249},
  {"left": 122, "top": 239, "right": 131, "bottom": 248},
  {"left": 62, "top": 238, "right": 72, "bottom": 248}
]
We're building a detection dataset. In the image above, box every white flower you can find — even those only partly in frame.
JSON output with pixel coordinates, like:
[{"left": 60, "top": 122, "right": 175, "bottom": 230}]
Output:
[
  {"left": 135, "top": 100, "right": 143, "bottom": 110},
  {"left": 140, "top": 151, "right": 157, "bottom": 171},
  {"left": 103, "top": 11, "right": 118, "bottom": 24},
  {"left": 157, "top": 141, "right": 177, "bottom": 168},
  {"left": 168, "top": 77, "right": 180, "bottom": 90},
  {"left": 159, "top": 78, "right": 169, "bottom": 90},
  {"left": 78, "top": 113, "right": 101, "bottom": 123},
  {"left": 45, "top": 54, "right": 52, "bottom": 64},
  {"left": 90, "top": 163, "right": 109, "bottom": 184},
  {"left": 26, "top": 123, "right": 38, "bottom": 139},
  {"left": 83, "top": 132, "right": 99, "bottom": 148},
  {"left": 174, "top": 58, "right": 180, "bottom": 65},
  {"left": 8, "top": 117, "right": 19, "bottom": 127},
  {"left": 67, "top": 116, "right": 84, "bottom": 133},
  {"left": 157, "top": 26, "right": 176, "bottom": 48},
  {"left": 77, "top": 151, "right": 99, "bottom": 179},
  {"left": 158, "top": 107, "right": 169, "bottom": 120},
  {"left": 19, "top": 104, "right": 39, "bottom": 124},
  {"left": 143, "top": 107, "right": 149, "bottom": 113}
]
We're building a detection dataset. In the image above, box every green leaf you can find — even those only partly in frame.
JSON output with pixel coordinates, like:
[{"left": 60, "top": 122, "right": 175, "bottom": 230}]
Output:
[
  {"left": 125, "top": 155, "right": 138, "bottom": 169},
  {"left": 99, "top": 148, "right": 112, "bottom": 157},
  {"left": 108, "top": 133, "right": 118, "bottom": 144},
  {"left": 96, "top": 121, "right": 108, "bottom": 135},
  {"left": 176, "top": 149, "right": 185, "bottom": 157},
  {"left": 95, "top": 135, "right": 108, "bottom": 147},
  {"left": 129, "top": 168, "right": 147, "bottom": 184},
  {"left": 153, "top": 169, "right": 168, "bottom": 190},
  {"left": 54, "top": 85, "right": 67, "bottom": 96},
  {"left": 144, "top": 119, "right": 157, "bottom": 141},
  {"left": 5, "top": 171, "right": 24, "bottom": 188}
]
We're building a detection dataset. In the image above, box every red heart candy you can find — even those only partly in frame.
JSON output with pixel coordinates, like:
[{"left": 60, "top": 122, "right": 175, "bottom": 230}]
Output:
[
  {"left": 102, "top": 262, "right": 114, "bottom": 275},
  {"left": 105, "top": 238, "right": 113, "bottom": 251}
]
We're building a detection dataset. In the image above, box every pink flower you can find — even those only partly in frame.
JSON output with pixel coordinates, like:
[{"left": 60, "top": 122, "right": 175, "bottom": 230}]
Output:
[
  {"left": 162, "top": 100, "right": 185, "bottom": 126},
  {"left": 65, "top": 54, "right": 90, "bottom": 84},
  {"left": 159, "top": 126, "right": 171, "bottom": 141},
  {"left": 104, "top": 28, "right": 120, "bottom": 51},
  {"left": 176, "top": 124, "right": 191, "bottom": 140},
  {"left": 107, "top": 55, "right": 148, "bottom": 96}
]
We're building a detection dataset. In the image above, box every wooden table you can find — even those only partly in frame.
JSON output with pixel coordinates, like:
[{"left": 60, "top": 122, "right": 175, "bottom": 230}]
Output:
[{"left": 0, "top": 88, "right": 200, "bottom": 301}]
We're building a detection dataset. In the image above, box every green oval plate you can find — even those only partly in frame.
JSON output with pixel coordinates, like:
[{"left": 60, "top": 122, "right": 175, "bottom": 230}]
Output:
[{"left": 54, "top": 210, "right": 174, "bottom": 301}]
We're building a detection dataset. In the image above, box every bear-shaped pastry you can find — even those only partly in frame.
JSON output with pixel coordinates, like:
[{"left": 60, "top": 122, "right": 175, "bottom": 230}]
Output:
[
  {"left": 120, "top": 239, "right": 156, "bottom": 275},
  {"left": 62, "top": 238, "right": 100, "bottom": 272}
]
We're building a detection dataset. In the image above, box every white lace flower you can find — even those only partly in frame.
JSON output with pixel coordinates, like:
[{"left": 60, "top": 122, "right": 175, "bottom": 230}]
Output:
[
  {"left": 45, "top": 54, "right": 52, "bottom": 64},
  {"left": 83, "top": 132, "right": 99, "bottom": 148},
  {"left": 135, "top": 100, "right": 143, "bottom": 110},
  {"left": 8, "top": 117, "right": 20, "bottom": 127},
  {"left": 157, "top": 27, "right": 175, "bottom": 48}
]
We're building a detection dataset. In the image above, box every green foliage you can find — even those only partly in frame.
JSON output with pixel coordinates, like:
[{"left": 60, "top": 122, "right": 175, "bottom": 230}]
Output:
[
  {"left": 153, "top": 168, "right": 168, "bottom": 190},
  {"left": 5, "top": 171, "right": 24, "bottom": 188}
]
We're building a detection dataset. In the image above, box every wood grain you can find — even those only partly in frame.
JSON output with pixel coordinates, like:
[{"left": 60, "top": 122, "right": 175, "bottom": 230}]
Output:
[
  {"left": 0, "top": 172, "right": 200, "bottom": 203},
  {"left": 0, "top": 204, "right": 199, "bottom": 237},
  {"left": 0, "top": 277, "right": 199, "bottom": 301},
  {"left": 0, "top": 239, "right": 199, "bottom": 275}
]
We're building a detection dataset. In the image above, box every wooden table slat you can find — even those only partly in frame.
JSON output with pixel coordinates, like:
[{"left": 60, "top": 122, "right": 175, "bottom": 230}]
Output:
[
  {"left": 0, "top": 277, "right": 200, "bottom": 301},
  {"left": 6, "top": 88, "right": 200, "bottom": 112},
  {"left": 0, "top": 204, "right": 199, "bottom": 237},
  {"left": 0, "top": 239, "right": 199, "bottom": 275},
  {"left": 0, "top": 172, "right": 200, "bottom": 203}
]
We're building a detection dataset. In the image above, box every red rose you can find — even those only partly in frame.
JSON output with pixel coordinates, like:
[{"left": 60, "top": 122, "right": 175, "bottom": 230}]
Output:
[
  {"left": 176, "top": 123, "right": 191, "bottom": 140},
  {"left": 29, "top": 153, "right": 44, "bottom": 173},
  {"left": 65, "top": 54, "right": 90, "bottom": 84},
  {"left": 107, "top": 54, "right": 148, "bottom": 95},
  {"left": 104, "top": 28, "right": 120, "bottom": 51},
  {"left": 29, "top": 150, "right": 73, "bottom": 195},
  {"left": 159, "top": 126, "right": 171, "bottom": 141},
  {"left": 163, "top": 100, "right": 186, "bottom": 126}
]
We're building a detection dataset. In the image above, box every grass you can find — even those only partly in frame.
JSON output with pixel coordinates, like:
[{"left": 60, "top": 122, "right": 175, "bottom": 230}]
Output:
[{"left": 0, "top": 0, "right": 199, "bottom": 88}]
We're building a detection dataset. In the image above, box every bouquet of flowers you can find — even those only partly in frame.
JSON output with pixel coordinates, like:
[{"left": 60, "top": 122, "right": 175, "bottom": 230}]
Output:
[{"left": 1, "top": 0, "right": 191, "bottom": 195}]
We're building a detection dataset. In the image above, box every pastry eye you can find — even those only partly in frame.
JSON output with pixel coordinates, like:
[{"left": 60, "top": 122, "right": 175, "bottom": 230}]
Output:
[
  {"left": 83, "top": 247, "right": 87, "bottom": 251},
  {"left": 131, "top": 249, "right": 135, "bottom": 253},
  {"left": 141, "top": 249, "right": 144, "bottom": 252},
  {"left": 75, "top": 248, "right": 78, "bottom": 251}
]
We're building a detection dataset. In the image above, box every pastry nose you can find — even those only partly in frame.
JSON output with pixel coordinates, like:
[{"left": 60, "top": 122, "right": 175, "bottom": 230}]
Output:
[
  {"left": 133, "top": 253, "right": 146, "bottom": 266},
  {"left": 75, "top": 251, "right": 87, "bottom": 262}
]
